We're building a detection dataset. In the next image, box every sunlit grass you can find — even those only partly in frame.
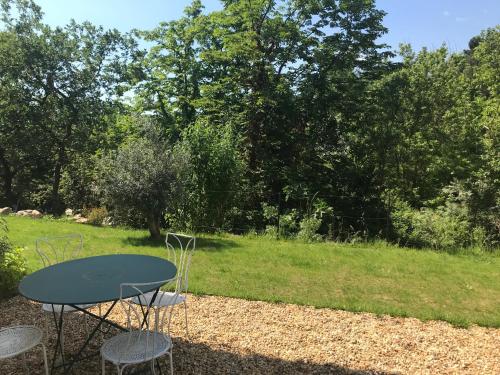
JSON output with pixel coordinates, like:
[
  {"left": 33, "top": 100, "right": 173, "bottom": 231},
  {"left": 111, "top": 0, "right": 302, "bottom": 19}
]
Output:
[{"left": 5, "top": 216, "right": 500, "bottom": 327}]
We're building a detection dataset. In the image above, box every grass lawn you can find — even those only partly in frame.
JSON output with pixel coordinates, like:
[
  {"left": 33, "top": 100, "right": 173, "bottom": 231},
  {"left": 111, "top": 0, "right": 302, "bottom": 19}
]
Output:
[{"left": 4, "top": 215, "right": 500, "bottom": 328}]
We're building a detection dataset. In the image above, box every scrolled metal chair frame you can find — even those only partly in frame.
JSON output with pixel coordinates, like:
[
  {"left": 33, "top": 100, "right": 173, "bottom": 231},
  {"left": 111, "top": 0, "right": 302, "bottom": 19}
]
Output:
[
  {"left": 165, "top": 233, "right": 195, "bottom": 295},
  {"left": 100, "top": 278, "right": 179, "bottom": 375},
  {"left": 0, "top": 325, "right": 49, "bottom": 375},
  {"left": 35, "top": 233, "right": 84, "bottom": 267},
  {"left": 132, "top": 232, "right": 195, "bottom": 338},
  {"left": 34, "top": 233, "right": 99, "bottom": 353}
]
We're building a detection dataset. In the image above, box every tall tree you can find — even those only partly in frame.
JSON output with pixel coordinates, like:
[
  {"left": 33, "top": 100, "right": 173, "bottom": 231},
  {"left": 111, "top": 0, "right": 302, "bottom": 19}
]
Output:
[
  {"left": 134, "top": 0, "right": 204, "bottom": 141},
  {"left": 0, "top": 0, "right": 135, "bottom": 212}
]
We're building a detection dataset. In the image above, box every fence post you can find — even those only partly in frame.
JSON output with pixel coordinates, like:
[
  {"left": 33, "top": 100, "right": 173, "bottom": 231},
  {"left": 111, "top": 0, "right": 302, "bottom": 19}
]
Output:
[
  {"left": 277, "top": 191, "right": 281, "bottom": 239},
  {"left": 385, "top": 192, "right": 391, "bottom": 240}
]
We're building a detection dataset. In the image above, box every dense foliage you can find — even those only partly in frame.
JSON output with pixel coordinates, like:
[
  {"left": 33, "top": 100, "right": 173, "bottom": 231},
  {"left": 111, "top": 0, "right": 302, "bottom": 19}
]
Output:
[
  {"left": 0, "top": 218, "right": 27, "bottom": 297},
  {"left": 0, "top": 0, "right": 498, "bottom": 247},
  {"left": 98, "top": 137, "right": 189, "bottom": 238}
]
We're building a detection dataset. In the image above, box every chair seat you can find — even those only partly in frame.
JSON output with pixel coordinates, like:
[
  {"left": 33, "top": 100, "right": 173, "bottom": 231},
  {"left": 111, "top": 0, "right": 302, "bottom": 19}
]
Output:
[
  {"left": 130, "top": 291, "right": 185, "bottom": 307},
  {"left": 41, "top": 303, "right": 96, "bottom": 313},
  {"left": 0, "top": 326, "right": 43, "bottom": 359},
  {"left": 101, "top": 331, "right": 172, "bottom": 365}
]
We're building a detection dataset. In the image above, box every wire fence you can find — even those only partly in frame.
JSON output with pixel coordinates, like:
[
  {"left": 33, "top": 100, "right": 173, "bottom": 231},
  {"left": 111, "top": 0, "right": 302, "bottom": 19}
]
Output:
[{"left": 184, "top": 189, "right": 393, "bottom": 240}]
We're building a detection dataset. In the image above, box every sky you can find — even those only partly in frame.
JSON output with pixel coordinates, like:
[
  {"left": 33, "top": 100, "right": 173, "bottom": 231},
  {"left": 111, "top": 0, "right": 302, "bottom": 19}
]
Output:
[{"left": 34, "top": 0, "right": 500, "bottom": 53}]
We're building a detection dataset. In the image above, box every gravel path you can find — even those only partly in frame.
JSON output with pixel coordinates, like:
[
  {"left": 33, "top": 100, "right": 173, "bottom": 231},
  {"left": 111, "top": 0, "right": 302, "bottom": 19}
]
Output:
[{"left": 0, "top": 294, "right": 498, "bottom": 374}]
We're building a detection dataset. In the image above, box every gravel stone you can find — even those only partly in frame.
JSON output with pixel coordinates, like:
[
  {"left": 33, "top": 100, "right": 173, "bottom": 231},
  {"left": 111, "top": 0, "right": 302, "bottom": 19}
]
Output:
[{"left": 0, "top": 294, "right": 498, "bottom": 374}]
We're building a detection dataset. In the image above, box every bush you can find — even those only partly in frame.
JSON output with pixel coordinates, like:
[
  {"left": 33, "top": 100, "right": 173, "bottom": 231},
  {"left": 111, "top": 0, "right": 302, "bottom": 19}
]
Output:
[
  {"left": 264, "top": 225, "right": 278, "bottom": 239},
  {"left": 0, "top": 247, "right": 28, "bottom": 298},
  {"left": 98, "top": 138, "right": 189, "bottom": 238},
  {"left": 85, "top": 207, "right": 109, "bottom": 226},
  {"left": 0, "top": 219, "right": 27, "bottom": 298},
  {"left": 0, "top": 218, "right": 10, "bottom": 259},
  {"left": 171, "top": 121, "right": 243, "bottom": 231},
  {"left": 391, "top": 200, "right": 471, "bottom": 249},
  {"left": 60, "top": 155, "right": 100, "bottom": 210},
  {"left": 297, "top": 216, "right": 323, "bottom": 243},
  {"left": 261, "top": 203, "right": 299, "bottom": 239},
  {"left": 278, "top": 210, "right": 298, "bottom": 238}
]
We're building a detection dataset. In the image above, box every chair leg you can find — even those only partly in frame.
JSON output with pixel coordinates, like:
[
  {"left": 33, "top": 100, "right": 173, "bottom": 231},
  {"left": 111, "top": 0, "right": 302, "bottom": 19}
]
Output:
[
  {"left": 101, "top": 357, "right": 106, "bottom": 375},
  {"left": 183, "top": 299, "right": 189, "bottom": 338},
  {"left": 40, "top": 343, "right": 49, "bottom": 375},
  {"left": 151, "top": 359, "right": 157, "bottom": 375},
  {"left": 118, "top": 364, "right": 129, "bottom": 375},
  {"left": 44, "top": 313, "right": 50, "bottom": 343},
  {"left": 98, "top": 304, "right": 104, "bottom": 340},
  {"left": 22, "top": 352, "right": 29, "bottom": 374},
  {"left": 169, "top": 351, "right": 174, "bottom": 375}
]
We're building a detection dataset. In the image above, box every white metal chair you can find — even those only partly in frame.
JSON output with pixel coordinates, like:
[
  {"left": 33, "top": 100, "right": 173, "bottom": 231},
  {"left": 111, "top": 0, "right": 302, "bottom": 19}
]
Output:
[
  {"left": 100, "top": 278, "right": 180, "bottom": 375},
  {"left": 131, "top": 233, "right": 195, "bottom": 337},
  {"left": 35, "top": 234, "right": 99, "bottom": 351},
  {"left": 0, "top": 325, "right": 49, "bottom": 375}
]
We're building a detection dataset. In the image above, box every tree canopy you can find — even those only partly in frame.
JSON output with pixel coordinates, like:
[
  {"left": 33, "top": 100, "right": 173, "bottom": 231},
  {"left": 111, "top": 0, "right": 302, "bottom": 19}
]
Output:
[{"left": 0, "top": 0, "right": 498, "bottom": 245}]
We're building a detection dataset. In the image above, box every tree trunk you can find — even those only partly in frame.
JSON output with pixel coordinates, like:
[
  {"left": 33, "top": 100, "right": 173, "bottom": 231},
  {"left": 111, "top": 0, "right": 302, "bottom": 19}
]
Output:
[
  {"left": 50, "top": 150, "right": 64, "bottom": 215},
  {"left": 147, "top": 213, "right": 162, "bottom": 240},
  {"left": 50, "top": 119, "right": 73, "bottom": 214},
  {"left": 0, "top": 146, "right": 16, "bottom": 205}
]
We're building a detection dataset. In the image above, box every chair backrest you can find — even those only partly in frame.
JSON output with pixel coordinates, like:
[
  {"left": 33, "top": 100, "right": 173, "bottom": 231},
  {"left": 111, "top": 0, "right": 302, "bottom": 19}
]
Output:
[
  {"left": 118, "top": 277, "right": 179, "bottom": 360},
  {"left": 35, "top": 234, "right": 83, "bottom": 267},
  {"left": 165, "top": 233, "right": 195, "bottom": 293}
]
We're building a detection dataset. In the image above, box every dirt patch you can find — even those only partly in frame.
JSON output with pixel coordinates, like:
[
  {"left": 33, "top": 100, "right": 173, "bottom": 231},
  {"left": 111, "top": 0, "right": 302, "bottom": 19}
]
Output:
[{"left": 0, "top": 294, "right": 498, "bottom": 374}]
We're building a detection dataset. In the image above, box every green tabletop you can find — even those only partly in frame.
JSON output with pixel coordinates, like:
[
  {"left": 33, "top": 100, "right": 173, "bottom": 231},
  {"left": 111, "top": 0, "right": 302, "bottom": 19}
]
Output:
[{"left": 19, "top": 254, "right": 177, "bottom": 305}]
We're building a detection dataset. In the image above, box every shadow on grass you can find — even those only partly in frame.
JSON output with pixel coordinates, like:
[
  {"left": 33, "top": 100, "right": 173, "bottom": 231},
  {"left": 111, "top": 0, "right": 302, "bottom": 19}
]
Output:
[
  {"left": 197, "top": 236, "right": 241, "bottom": 251},
  {"left": 121, "top": 235, "right": 240, "bottom": 251},
  {"left": 121, "top": 235, "right": 166, "bottom": 248}
]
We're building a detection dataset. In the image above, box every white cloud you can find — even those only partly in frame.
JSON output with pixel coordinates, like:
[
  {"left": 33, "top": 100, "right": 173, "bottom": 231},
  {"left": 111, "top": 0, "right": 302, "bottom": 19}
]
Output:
[
  {"left": 442, "top": 10, "right": 450, "bottom": 17},
  {"left": 455, "top": 16, "right": 468, "bottom": 22}
]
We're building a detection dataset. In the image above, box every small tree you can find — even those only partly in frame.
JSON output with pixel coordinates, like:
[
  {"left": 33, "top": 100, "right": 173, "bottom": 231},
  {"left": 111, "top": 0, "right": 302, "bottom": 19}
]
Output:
[{"left": 98, "top": 138, "right": 188, "bottom": 239}]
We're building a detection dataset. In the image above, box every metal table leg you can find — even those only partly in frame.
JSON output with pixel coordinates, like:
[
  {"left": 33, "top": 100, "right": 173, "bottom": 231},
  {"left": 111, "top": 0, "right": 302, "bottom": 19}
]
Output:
[
  {"left": 61, "top": 301, "right": 121, "bottom": 374},
  {"left": 50, "top": 304, "right": 65, "bottom": 374},
  {"left": 49, "top": 292, "right": 164, "bottom": 374}
]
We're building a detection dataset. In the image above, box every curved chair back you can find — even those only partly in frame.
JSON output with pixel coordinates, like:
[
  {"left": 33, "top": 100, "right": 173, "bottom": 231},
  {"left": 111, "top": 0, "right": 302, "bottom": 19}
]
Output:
[
  {"left": 35, "top": 234, "right": 83, "bottom": 267},
  {"left": 165, "top": 233, "right": 195, "bottom": 293},
  {"left": 118, "top": 277, "right": 179, "bottom": 360}
]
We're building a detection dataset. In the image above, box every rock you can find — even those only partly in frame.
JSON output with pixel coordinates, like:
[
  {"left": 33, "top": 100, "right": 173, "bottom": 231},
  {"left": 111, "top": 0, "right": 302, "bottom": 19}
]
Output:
[
  {"left": 31, "top": 210, "right": 42, "bottom": 218},
  {"left": 73, "top": 213, "right": 82, "bottom": 220},
  {"left": 15, "top": 209, "right": 43, "bottom": 218},
  {"left": 16, "top": 210, "right": 32, "bottom": 216},
  {"left": 65, "top": 208, "right": 74, "bottom": 216},
  {"left": 0, "top": 207, "right": 12, "bottom": 215},
  {"left": 75, "top": 217, "right": 88, "bottom": 224}
]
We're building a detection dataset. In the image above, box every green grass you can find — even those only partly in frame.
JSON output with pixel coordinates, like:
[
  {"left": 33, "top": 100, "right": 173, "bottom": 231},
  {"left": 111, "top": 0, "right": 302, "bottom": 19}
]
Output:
[{"left": 4, "top": 216, "right": 500, "bottom": 327}]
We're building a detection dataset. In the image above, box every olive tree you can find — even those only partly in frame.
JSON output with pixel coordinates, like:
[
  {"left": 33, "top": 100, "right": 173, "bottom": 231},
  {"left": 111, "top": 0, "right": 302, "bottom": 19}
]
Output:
[{"left": 98, "top": 138, "right": 189, "bottom": 239}]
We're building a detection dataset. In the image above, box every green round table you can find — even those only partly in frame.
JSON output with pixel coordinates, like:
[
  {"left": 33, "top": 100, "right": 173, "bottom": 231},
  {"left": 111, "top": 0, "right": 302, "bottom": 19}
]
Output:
[
  {"left": 19, "top": 254, "right": 177, "bottom": 305},
  {"left": 18, "top": 254, "right": 177, "bottom": 374}
]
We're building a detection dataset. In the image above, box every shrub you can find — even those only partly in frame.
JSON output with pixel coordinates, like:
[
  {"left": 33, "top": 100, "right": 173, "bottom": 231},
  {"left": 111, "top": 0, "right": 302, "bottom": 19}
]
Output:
[
  {"left": 0, "top": 219, "right": 27, "bottom": 298},
  {"left": 391, "top": 200, "right": 471, "bottom": 249},
  {"left": 297, "top": 216, "right": 323, "bottom": 243},
  {"left": 0, "top": 247, "right": 28, "bottom": 298},
  {"left": 86, "top": 207, "right": 109, "bottom": 226},
  {"left": 0, "top": 218, "right": 10, "bottom": 259},
  {"left": 278, "top": 210, "right": 298, "bottom": 238},
  {"left": 172, "top": 121, "right": 243, "bottom": 231},
  {"left": 261, "top": 203, "right": 299, "bottom": 239},
  {"left": 98, "top": 138, "right": 189, "bottom": 238},
  {"left": 60, "top": 155, "right": 100, "bottom": 210},
  {"left": 264, "top": 225, "right": 278, "bottom": 239}
]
